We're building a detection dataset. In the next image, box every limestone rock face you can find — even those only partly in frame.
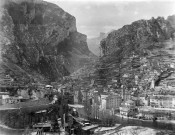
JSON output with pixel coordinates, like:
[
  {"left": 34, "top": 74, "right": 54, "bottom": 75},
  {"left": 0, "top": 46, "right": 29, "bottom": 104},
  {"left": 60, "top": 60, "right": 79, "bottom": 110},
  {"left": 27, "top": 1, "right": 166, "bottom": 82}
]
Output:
[
  {"left": 98, "top": 16, "right": 175, "bottom": 90},
  {"left": 101, "top": 17, "right": 174, "bottom": 56},
  {"left": 0, "top": 0, "right": 95, "bottom": 84}
]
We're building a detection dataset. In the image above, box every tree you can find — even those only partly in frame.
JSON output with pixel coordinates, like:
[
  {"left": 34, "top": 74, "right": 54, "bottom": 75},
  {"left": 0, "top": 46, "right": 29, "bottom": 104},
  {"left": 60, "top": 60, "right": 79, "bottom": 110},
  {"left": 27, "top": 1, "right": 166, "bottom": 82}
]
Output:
[{"left": 78, "top": 90, "right": 83, "bottom": 104}]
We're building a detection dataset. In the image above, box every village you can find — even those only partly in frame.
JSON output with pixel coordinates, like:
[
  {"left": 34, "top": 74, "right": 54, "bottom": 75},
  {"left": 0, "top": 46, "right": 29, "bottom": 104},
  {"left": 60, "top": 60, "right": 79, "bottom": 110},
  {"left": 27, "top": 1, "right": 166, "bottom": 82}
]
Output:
[
  {"left": 1, "top": 66, "right": 175, "bottom": 134},
  {"left": 0, "top": 0, "right": 175, "bottom": 134}
]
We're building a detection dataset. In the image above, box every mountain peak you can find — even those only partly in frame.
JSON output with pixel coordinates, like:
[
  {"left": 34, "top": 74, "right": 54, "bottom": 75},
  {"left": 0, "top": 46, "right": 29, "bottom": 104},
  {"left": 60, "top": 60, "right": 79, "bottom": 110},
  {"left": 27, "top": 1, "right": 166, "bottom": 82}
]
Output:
[{"left": 101, "top": 16, "right": 175, "bottom": 55}]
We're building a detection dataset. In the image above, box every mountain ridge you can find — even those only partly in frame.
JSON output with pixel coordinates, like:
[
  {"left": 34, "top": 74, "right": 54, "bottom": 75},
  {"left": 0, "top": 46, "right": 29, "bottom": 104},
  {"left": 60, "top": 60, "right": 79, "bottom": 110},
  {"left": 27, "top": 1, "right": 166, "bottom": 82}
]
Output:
[
  {"left": 0, "top": 0, "right": 96, "bottom": 85},
  {"left": 97, "top": 15, "right": 175, "bottom": 92}
]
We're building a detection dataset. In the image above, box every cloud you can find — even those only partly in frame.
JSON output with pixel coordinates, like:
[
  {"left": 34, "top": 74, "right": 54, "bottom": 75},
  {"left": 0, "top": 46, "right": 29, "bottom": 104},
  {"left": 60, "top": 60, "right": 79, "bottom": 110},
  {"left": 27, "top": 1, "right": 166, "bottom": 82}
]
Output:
[
  {"left": 0, "top": 0, "right": 7, "bottom": 8},
  {"left": 134, "top": 10, "right": 139, "bottom": 15},
  {"left": 45, "top": 0, "right": 175, "bottom": 38},
  {"left": 85, "top": 5, "right": 91, "bottom": 10}
]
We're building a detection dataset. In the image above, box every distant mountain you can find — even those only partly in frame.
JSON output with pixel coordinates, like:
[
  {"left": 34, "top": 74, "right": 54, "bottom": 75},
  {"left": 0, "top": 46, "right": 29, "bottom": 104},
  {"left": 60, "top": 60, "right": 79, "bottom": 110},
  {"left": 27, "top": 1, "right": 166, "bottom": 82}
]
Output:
[
  {"left": 167, "top": 15, "right": 175, "bottom": 29},
  {"left": 87, "top": 32, "right": 107, "bottom": 56}
]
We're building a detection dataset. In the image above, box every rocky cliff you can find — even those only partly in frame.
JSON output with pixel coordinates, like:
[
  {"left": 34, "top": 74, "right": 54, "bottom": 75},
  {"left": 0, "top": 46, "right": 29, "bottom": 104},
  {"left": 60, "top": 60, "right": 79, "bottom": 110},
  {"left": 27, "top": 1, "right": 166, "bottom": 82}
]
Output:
[
  {"left": 0, "top": 0, "right": 95, "bottom": 84},
  {"left": 101, "top": 17, "right": 174, "bottom": 55},
  {"left": 98, "top": 16, "right": 175, "bottom": 92}
]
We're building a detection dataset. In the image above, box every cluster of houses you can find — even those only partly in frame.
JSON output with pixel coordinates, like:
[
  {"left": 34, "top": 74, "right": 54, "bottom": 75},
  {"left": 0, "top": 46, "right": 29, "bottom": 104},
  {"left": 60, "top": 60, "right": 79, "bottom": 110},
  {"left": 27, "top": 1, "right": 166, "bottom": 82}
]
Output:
[
  {"left": 1, "top": 73, "right": 175, "bottom": 122},
  {"left": 73, "top": 87, "right": 175, "bottom": 121},
  {"left": 0, "top": 74, "right": 57, "bottom": 105}
]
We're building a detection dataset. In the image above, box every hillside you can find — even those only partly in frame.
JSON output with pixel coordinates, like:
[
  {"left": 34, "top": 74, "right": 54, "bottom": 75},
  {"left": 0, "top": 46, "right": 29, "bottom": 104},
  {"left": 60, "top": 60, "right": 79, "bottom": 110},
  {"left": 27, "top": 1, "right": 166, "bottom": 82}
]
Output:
[
  {"left": 0, "top": 0, "right": 96, "bottom": 85},
  {"left": 97, "top": 16, "right": 175, "bottom": 93}
]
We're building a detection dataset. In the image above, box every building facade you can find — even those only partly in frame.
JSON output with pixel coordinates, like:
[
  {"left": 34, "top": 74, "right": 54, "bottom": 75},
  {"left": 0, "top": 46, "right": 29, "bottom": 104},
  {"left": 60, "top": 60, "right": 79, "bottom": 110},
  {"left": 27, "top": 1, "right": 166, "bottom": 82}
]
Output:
[
  {"left": 120, "top": 100, "right": 137, "bottom": 117},
  {"left": 106, "top": 94, "right": 122, "bottom": 110},
  {"left": 100, "top": 94, "right": 108, "bottom": 110},
  {"left": 150, "top": 95, "right": 175, "bottom": 108},
  {"left": 0, "top": 92, "right": 10, "bottom": 105}
]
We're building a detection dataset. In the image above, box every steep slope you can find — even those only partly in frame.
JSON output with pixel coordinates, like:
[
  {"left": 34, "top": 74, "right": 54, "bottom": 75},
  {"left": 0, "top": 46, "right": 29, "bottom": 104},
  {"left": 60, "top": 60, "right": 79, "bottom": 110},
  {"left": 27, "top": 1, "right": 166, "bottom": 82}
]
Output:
[
  {"left": 98, "top": 16, "right": 175, "bottom": 92},
  {"left": 101, "top": 17, "right": 174, "bottom": 55},
  {"left": 0, "top": 0, "right": 95, "bottom": 84}
]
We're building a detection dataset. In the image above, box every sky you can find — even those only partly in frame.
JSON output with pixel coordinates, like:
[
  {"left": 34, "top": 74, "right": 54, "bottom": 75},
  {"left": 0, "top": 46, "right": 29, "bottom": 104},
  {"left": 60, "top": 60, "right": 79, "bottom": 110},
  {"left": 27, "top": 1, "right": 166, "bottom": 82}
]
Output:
[{"left": 45, "top": 0, "right": 175, "bottom": 38}]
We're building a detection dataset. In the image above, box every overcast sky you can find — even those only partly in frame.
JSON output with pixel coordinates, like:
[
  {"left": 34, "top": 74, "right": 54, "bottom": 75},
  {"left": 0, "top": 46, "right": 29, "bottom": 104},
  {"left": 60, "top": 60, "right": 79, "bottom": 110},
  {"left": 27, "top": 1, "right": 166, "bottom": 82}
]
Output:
[{"left": 45, "top": 0, "right": 175, "bottom": 38}]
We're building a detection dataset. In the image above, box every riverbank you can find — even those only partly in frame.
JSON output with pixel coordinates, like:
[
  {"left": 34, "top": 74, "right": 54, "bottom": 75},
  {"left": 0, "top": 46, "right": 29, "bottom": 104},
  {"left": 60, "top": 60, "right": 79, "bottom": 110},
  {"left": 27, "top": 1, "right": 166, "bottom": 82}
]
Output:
[
  {"left": 0, "top": 122, "right": 24, "bottom": 131},
  {"left": 0, "top": 123, "right": 68, "bottom": 135},
  {"left": 0, "top": 123, "right": 24, "bottom": 135},
  {"left": 103, "top": 125, "right": 175, "bottom": 135},
  {"left": 93, "top": 123, "right": 175, "bottom": 135},
  {"left": 94, "top": 124, "right": 122, "bottom": 134},
  {"left": 114, "top": 113, "right": 175, "bottom": 130}
]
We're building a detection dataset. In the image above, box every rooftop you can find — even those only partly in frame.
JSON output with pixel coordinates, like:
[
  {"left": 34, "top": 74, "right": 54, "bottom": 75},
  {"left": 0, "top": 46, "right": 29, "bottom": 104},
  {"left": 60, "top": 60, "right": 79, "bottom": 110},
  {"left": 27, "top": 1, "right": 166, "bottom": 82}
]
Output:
[
  {"left": 119, "top": 106, "right": 130, "bottom": 112},
  {"left": 125, "top": 100, "right": 135, "bottom": 104},
  {"left": 154, "top": 108, "right": 175, "bottom": 112},
  {"left": 0, "top": 92, "right": 10, "bottom": 95},
  {"left": 139, "top": 106, "right": 155, "bottom": 112},
  {"left": 82, "top": 124, "right": 99, "bottom": 131},
  {"left": 68, "top": 104, "right": 84, "bottom": 108}
]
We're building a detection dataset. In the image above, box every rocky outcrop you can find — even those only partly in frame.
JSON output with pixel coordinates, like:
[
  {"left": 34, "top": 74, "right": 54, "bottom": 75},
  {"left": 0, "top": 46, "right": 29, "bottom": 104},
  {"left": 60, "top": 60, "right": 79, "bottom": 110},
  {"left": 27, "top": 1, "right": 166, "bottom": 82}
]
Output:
[
  {"left": 101, "top": 17, "right": 174, "bottom": 56},
  {"left": 0, "top": 0, "right": 95, "bottom": 84},
  {"left": 98, "top": 16, "right": 175, "bottom": 91}
]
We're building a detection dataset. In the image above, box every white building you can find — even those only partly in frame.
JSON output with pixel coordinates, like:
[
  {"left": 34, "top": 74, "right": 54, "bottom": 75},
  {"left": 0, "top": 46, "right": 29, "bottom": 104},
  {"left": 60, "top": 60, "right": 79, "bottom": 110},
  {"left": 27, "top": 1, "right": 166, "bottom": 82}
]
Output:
[
  {"left": 99, "top": 94, "right": 108, "bottom": 110},
  {"left": 119, "top": 100, "right": 136, "bottom": 117},
  {"left": 106, "top": 94, "right": 122, "bottom": 110},
  {"left": 0, "top": 92, "right": 10, "bottom": 105},
  {"left": 150, "top": 95, "right": 175, "bottom": 108},
  {"left": 74, "top": 90, "right": 79, "bottom": 104},
  {"left": 139, "top": 96, "right": 149, "bottom": 106},
  {"left": 172, "top": 98, "right": 175, "bottom": 108}
]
